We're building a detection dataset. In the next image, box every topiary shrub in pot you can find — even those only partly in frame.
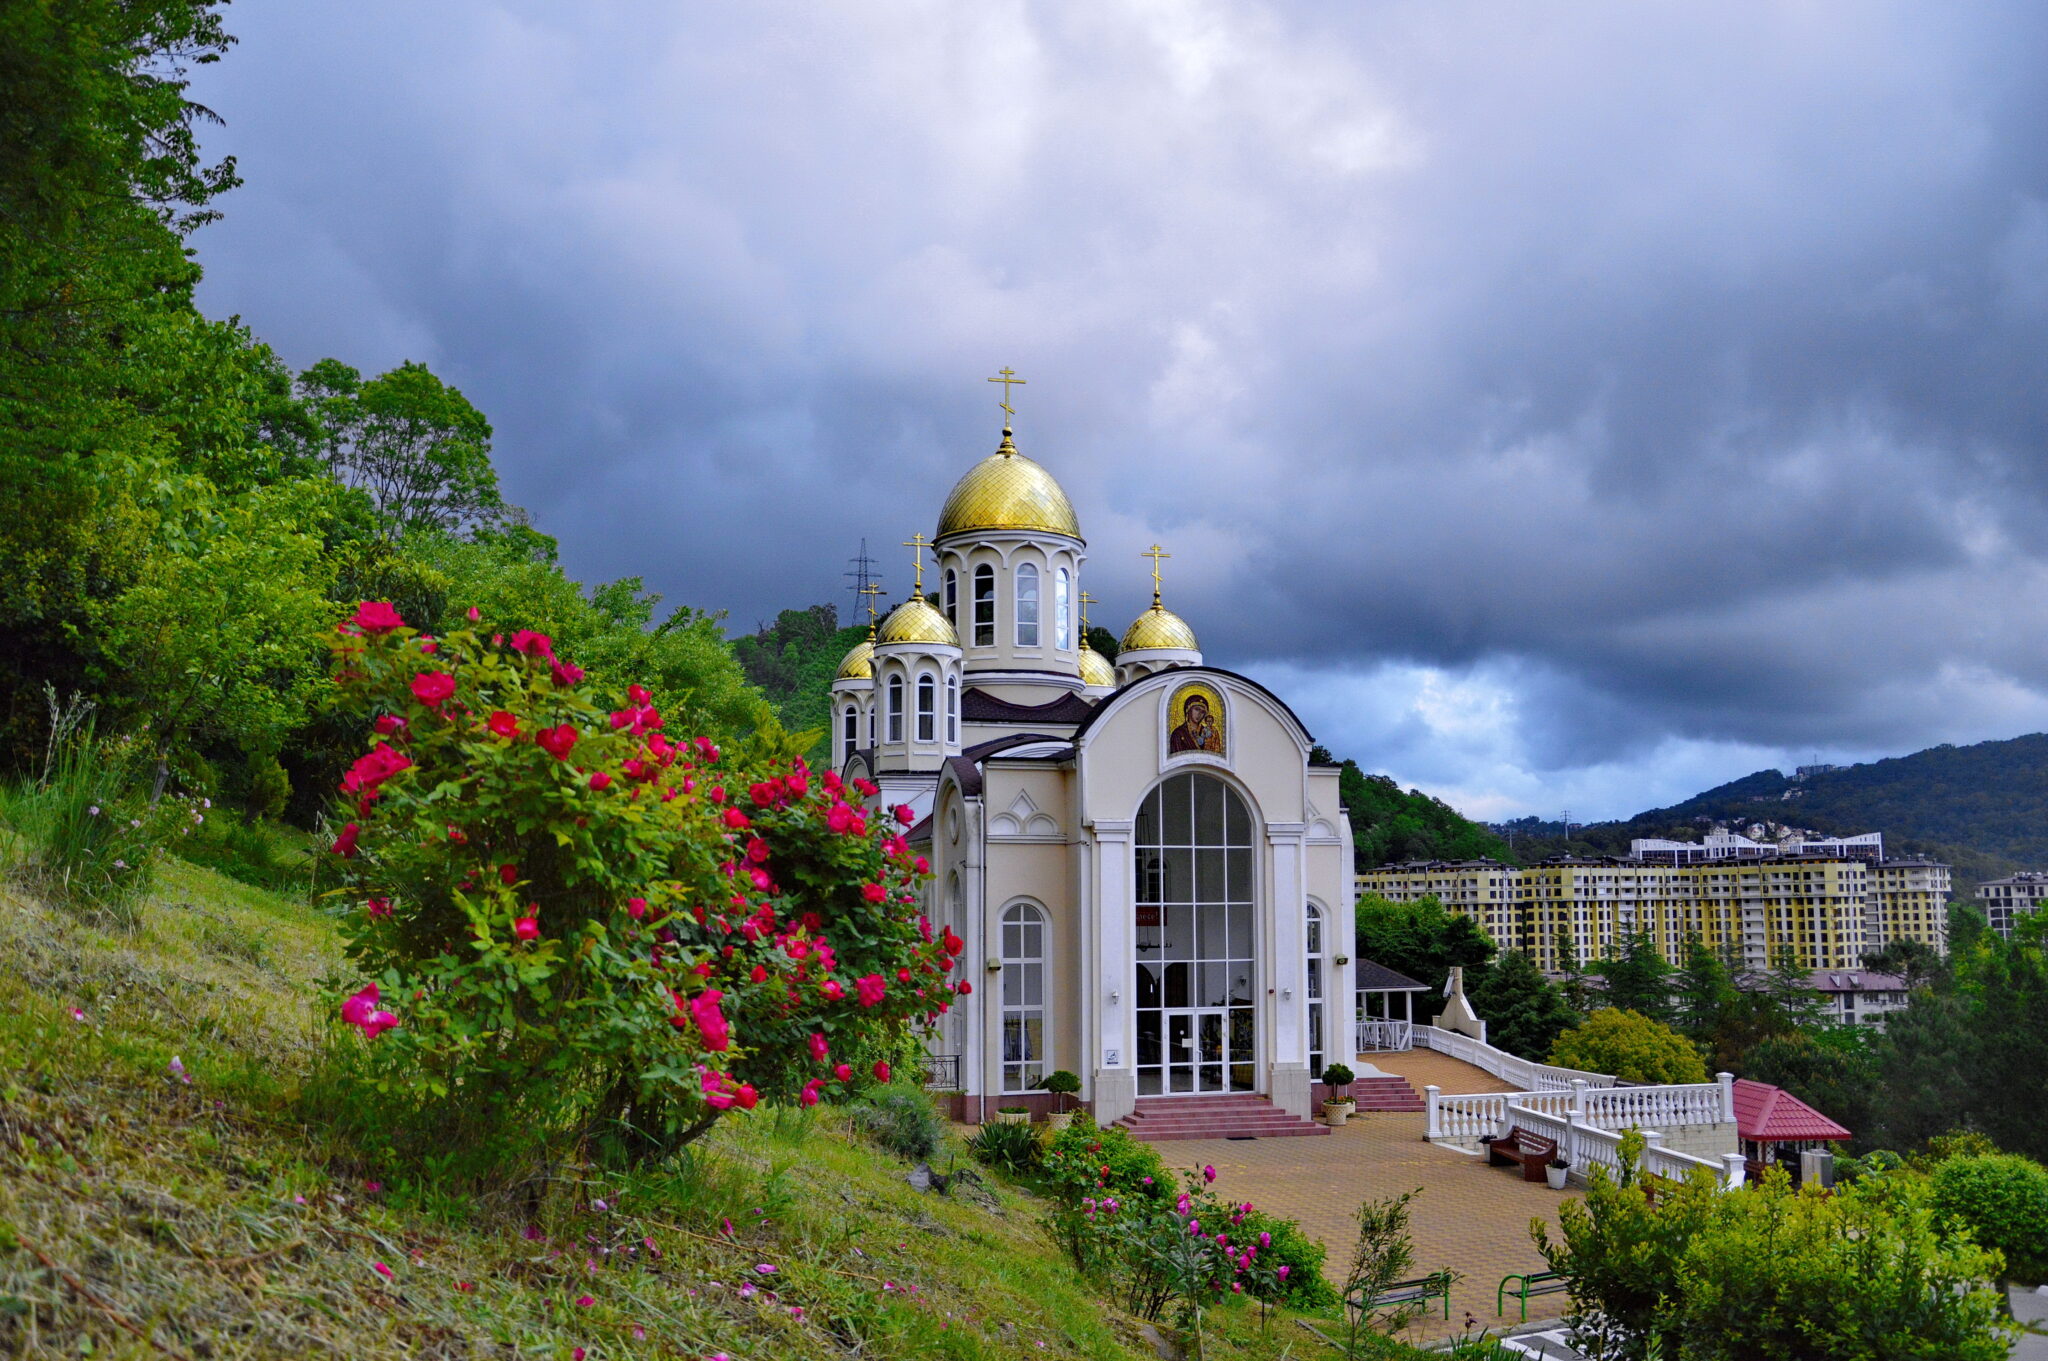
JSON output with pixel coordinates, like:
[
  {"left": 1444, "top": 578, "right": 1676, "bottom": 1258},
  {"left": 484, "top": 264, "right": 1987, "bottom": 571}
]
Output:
[
  {"left": 1042, "top": 1069, "right": 1081, "bottom": 1129},
  {"left": 1321, "top": 1063, "right": 1356, "bottom": 1126}
]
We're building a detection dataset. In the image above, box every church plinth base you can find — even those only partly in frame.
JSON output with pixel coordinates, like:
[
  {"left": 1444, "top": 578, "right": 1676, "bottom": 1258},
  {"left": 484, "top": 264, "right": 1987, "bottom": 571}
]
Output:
[
  {"left": 1269, "top": 1062, "right": 1312, "bottom": 1121},
  {"left": 1091, "top": 1068, "right": 1137, "bottom": 1125}
]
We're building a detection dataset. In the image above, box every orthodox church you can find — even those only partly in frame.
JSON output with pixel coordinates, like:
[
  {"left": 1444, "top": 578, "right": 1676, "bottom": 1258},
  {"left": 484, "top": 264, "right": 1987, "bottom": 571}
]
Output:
[{"left": 828, "top": 387, "right": 1355, "bottom": 1128}]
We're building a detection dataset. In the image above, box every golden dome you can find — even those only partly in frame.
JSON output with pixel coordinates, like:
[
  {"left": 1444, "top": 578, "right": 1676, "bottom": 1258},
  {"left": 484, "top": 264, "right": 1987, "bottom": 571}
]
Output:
[
  {"left": 876, "top": 598, "right": 960, "bottom": 647},
  {"left": 935, "top": 430, "right": 1081, "bottom": 540},
  {"left": 1078, "top": 642, "right": 1117, "bottom": 687},
  {"left": 1119, "top": 604, "right": 1199, "bottom": 653},
  {"left": 834, "top": 637, "right": 874, "bottom": 680}
]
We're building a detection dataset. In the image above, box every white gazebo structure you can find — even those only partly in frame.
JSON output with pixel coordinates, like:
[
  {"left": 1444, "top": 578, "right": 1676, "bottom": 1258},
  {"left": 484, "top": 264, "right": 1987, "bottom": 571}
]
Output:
[{"left": 1354, "top": 959, "right": 1431, "bottom": 1053}]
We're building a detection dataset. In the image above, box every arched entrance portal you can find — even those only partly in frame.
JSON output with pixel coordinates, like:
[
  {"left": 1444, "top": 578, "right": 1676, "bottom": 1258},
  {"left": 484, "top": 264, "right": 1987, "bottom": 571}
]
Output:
[{"left": 1133, "top": 772, "right": 1256, "bottom": 1096}]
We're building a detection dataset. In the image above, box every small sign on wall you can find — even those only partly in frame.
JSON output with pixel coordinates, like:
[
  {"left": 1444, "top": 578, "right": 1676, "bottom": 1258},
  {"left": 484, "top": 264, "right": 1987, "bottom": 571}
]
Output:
[
  {"left": 1136, "top": 904, "right": 1161, "bottom": 927},
  {"left": 1104, "top": 1049, "right": 1121, "bottom": 1066}
]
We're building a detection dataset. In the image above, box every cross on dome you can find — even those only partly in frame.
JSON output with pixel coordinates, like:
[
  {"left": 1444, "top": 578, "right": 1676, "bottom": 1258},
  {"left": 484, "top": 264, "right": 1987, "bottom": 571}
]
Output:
[
  {"left": 902, "top": 532, "right": 931, "bottom": 595},
  {"left": 1142, "top": 543, "right": 1171, "bottom": 607}
]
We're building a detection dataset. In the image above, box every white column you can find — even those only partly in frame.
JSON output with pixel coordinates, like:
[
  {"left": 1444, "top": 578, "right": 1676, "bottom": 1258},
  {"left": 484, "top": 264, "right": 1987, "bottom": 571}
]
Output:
[
  {"left": 1721, "top": 1151, "right": 1747, "bottom": 1189},
  {"left": 1717, "top": 1071, "right": 1736, "bottom": 1123},
  {"left": 1089, "top": 819, "right": 1137, "bottom": 1123},
  {"left": 1425, "top": 1084, "right": 1442, "bottom": 1140},
  {"left": 1266, "top": 822, "right": 1311, "bottom": 1119}
]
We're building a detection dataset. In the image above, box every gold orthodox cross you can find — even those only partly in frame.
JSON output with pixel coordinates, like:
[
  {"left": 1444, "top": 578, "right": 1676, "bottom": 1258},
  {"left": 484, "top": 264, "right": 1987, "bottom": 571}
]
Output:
[
  {"left": 986, "top": 367, "right": 1027, "bottom": 420},
  {"left": 1079, "top": 589, "right": 1097, "bottom": 632},
  {"left": 859, "top": 581, "right": 884, "bottom": 632},
  {"left": 902, "top": 533, "right": 931, "bottom": 595},
  {"left": 1142, "top": 543, "right": 1171, "bottom": 606}
]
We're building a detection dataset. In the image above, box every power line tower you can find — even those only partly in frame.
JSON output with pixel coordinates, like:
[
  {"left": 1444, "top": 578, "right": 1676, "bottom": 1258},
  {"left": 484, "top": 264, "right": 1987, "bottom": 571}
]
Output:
[{"left": 844, "top": 539, "right": 883, "bottom": 620}]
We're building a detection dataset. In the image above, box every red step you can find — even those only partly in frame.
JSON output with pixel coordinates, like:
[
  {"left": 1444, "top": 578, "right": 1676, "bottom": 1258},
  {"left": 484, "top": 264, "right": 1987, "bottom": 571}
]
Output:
[{"left": 1113, "top": 1093, "right": 1331, "bottom": 1142}]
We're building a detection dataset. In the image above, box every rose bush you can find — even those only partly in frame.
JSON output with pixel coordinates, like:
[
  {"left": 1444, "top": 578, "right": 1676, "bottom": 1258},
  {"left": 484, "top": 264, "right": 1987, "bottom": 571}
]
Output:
[{"left": 321, "top": 601, "right": 959, "bottom": 1165}]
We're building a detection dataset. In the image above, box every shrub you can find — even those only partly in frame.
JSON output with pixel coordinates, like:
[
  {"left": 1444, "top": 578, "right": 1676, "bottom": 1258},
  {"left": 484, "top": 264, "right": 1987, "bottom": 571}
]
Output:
[
  {"left": 318, "top": 602, "right": 964, "bottom": 1171},
  {"left": 1235, "top": 1207, "right": 1336, "bottom": 1307},
  {"left": 1930, "top": 1153, "right": 2048, "bottom": 1282},
  {"left": 1321, "top": 1061, "right": 1355, "bottom": 1094},
  {"left": 1043, "top": 1069, "right": 1081, "bottom": 1110},
  {"left": 967, "top": 1120, "right": 1041, "bottom": 1174},
  {"left": 848, "top": 1085, "right": 945, "bottom": 1163},
  {"left": 1549, "top": 1007, "right": 1708, "bottom": 1085}
]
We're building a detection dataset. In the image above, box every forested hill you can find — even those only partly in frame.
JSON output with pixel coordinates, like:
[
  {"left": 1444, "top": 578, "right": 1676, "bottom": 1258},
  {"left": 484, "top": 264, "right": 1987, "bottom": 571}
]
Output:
[
  {"left": 733, "top": 604, "right": 868, "bottom": 757},
  {"left": 1325, "top": 757, "right": 1515, "bottom": 870},
  {"left": 1496, "top": 732, "right": 2048, "bottom": 892}
]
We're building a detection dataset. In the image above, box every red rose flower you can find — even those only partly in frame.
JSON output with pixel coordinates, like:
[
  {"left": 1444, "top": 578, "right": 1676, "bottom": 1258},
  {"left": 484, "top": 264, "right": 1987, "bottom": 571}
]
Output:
[
  {"left": 352, "top": 600, "right": 405, "bottom": 634},
  {"left": 872, "top": 1061, "right": 891, "bottom": 1083},
  {"left": 332, "top": 822, "right": 360, "bottom": 857},
  {"left": 855, "top": 974, "right": 887, "bottom": 1008},
  {"left": 536, "top": 724, "right": 578, "bottom": 760},
  {"left": 861, "top": 883, "right": 887, "bottom": 904},
  {"left": 722, "top": 808, "right": 750, "bottom": 830},
  {"left": 893, "top": 804, "right": 916, "bottom": 826},
  {"left": 410, "top": 672, "right": 456, "bottom": 707},
  {"left": 373, "top": 714, "right": 408, "bottom": 736},
  {"left": 626, "top": 896, "right": 647, "bottom": 920},
  {"left": 628, "top": 683, "right": 652, "bottom": 704},
  {"left": 487, "top": 709, "right": 520, "bottom": 738},
  {"left": 508, "top": 629, "right": 554, "bottom": 658},
  {"left": 834, "top": 1063, "right": 852, "bottom": 1082},
  {"left": 513, "top": 914, "right": 540, "bottom": 941},
  {"left": 589, "top": 770, "right": 612, "bottom": 791},
  {"left": 499, "top": 863, "right": 518, "bottom": 886}
]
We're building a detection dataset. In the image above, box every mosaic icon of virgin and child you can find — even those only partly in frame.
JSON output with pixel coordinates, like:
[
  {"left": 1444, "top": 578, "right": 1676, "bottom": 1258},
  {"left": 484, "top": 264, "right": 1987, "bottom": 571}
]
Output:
[{"left": 1168, "top": 685, "right": 1225, "bottom": 756}]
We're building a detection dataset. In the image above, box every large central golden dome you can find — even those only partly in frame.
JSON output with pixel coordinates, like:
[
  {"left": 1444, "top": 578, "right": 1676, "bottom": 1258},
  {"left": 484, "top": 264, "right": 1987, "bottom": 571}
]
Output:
[{"left": 935, "top": 430, "right": 1081, "bottom": 540}]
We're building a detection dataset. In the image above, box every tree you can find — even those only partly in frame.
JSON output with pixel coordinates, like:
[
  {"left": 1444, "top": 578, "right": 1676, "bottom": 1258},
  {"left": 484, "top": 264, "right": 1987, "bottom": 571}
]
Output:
[
  {"left": 1555, "top": 923, "right": 1591, "bottom": 1012},
  {"left": 299, "top": 358, "right": 505, "bottom": 539},
  {"left": 1865, "top": 935, "right": 1948, "bottom": 991},
  {"left": 1335, "top": 760, "right": 1516, "bottom": 869},
  {"left": 1535, "top": 1142, "right": 2014, "bottom": 1361},
  {"left": 1468, "top": 950, "right": 1577, "bottom": 1061},
  {"left": 1549, "top": 1008, "right": 1707, "bottom": 1084},
  {"left": 1741, "top": 1026, "right": 1878, "bottom": 1145},
  {"left": 1672, "top": 934, "right": 1736, "bottom": 1037},
  {"left": 1353, "top": 893, "right": 1495, "bottom": 995},
  {"left": 1597, "top": 931, "right": 1673, "bottom": 1023}
]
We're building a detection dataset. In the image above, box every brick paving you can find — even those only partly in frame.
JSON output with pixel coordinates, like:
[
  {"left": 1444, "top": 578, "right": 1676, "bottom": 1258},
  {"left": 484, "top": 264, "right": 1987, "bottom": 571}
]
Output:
[{"left": 1158, "top": 1049, "right": 1576, "bottom": 1343}]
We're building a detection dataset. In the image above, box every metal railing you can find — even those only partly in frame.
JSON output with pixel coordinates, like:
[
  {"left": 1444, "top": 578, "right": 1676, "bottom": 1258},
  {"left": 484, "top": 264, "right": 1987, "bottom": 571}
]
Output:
[{"left": 922, "top": 1053, "right": 962, "bottom": 1091}]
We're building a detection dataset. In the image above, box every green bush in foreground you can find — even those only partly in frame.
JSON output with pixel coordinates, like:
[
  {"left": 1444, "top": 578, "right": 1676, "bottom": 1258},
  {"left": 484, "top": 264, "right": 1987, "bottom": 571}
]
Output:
[
  {"left": 849, "top": 1085, "right": 946, "bottom": 1163},
  {"left": 1930, "top": 1152, "right": 2048, "bottom": 1282}
]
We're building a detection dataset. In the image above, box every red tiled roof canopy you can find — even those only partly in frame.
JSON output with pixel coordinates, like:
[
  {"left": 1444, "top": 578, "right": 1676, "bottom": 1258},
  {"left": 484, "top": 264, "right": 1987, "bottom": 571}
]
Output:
[{"left": 1731, "top": 1077, "right": 1851, "bottom": 1142}]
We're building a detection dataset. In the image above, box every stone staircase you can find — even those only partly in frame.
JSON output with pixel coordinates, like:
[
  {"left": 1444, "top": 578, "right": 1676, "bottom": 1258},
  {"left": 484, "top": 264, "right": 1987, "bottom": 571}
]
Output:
[
  {"left": 1113, "top": 1093, "right": 1331, "bottom": 1142},
  {"left": 1345, "top": 1074, "right": 1426, "bottom": 1112}
]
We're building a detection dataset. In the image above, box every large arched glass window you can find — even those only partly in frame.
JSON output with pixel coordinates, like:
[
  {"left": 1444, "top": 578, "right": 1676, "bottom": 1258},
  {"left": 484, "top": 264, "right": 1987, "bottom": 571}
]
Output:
[
  {"left": 1016, "top": 563, "right": 1040, "bottom": 646},
  {"left": 943, "top": 568, "right": 958, "bottom": 628},
  {"left": 1054, "top": 567, "right": 1071, "bottom": 649},
  {"left": 1306, "top": 901, "right": 1326, "bottom": 1080},
  {"left": 1134, "top": 773, "right": 1256, "bottom": 1095},
  {"left": 915, "top": 673, "right": 936, "bottom": 742},
  {"left": 841, "top": 704, "right": 858, "bottom": 766},
  {"left": 973, "top": 565, "right": 995, "bottom": 647},
  {"left": 946, "top": 674, "right": 959, "bottom": 744},
  {"left": 886, "top": 675, "right": 904, "bottom": 743},
  {"left": 1001, "top": 901, "right": 1048, "bottom": 1091}
]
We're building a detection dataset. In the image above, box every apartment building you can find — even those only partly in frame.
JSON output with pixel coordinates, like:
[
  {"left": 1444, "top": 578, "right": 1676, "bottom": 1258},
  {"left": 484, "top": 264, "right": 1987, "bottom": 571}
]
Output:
[
  {"left": 1978, "top": 872, "right": 2048, "bottom": 938},
  {"left": 1358, "top": 850, "right": 1948, "bottom": 972}
]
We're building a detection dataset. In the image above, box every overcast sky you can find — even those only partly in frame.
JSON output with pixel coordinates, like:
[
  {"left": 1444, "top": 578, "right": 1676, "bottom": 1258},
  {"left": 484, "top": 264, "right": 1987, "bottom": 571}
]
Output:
[{"left": 188, "top": 2, "right": 2048, "bottom": 821}]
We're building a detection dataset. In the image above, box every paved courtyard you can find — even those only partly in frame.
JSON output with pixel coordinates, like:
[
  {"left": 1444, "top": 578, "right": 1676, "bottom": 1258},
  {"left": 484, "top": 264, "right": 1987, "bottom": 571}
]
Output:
[{"left": 1157, "top": 1049, "right": 1577, "bottom": 1343}]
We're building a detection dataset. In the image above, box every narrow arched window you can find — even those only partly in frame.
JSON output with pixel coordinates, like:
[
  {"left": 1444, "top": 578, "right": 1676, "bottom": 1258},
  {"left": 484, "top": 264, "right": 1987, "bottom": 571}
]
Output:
[
  {"left": 1016, "top": 563, "right": 1040, "bottom": 646},
  {"left": 946, "top": 674, "right": 959, "bottom": 743},
  {"left": 1001, "top": 902, "right": 1049, "bottom": 1091},
  {"left": 841, "top": 704, "right": 857, "bottom": 765},
  {"left": 886, "top": 675, "right": 904, "bottom": 743},
  {"left": 1306, "top": 902, "right": 1326, "bottom": 1080},
  {"left": 943, "top": 568, "right": 958, "bottom": 628},
  {"left": 973, "top": 565, "right": 995, "bottom": 647},
  {"left": 1054, "top": 567, "right": 1071, "bottom": 649},
  {"left": 916, "top": 673, "right": 935, "bottom": 742}
]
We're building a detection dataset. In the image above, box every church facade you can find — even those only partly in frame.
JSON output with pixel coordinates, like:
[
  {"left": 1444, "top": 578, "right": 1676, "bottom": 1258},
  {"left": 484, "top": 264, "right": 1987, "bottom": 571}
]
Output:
[{"left": 829, "top": 419, "right": 1355, "bottom": 1125}]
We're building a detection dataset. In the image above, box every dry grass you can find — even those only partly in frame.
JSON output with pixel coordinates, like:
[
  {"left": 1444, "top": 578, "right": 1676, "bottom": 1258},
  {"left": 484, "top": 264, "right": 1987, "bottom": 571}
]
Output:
[{"left": 0, "top": 856, "right": 1361, "bottom": 1360}]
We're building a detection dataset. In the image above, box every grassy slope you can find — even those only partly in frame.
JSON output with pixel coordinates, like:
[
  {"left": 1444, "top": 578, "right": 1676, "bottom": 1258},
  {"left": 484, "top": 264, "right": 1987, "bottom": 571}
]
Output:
[{"left": 0, "top": 859, "right": 1350, "bottom": 1360}]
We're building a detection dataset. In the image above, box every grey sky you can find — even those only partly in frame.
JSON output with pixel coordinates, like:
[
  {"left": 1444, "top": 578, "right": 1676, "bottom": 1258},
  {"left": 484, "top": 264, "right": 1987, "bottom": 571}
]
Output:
[{"left": 189, "top": 2, "right": 2048, "bottom": 820}]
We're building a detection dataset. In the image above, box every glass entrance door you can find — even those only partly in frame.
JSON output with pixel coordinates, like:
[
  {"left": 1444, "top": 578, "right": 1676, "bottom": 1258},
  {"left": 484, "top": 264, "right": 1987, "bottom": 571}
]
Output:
[{"left": 1162, "top": 1008, "right": 1237, "bottom": 1093}]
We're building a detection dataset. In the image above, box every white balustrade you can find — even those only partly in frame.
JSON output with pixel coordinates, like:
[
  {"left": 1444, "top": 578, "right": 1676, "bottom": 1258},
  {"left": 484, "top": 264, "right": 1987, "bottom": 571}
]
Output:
[
  {"left": 1578, "top": 1083, "right": 1728, "bottom": 1131},
  {"left": 1498, "top": 1101, "right": 1740, "bottom": 1190},
  {"left": 1412, "top": 1024, "right": 1617, "bottom": 1093},
  {"left": 1354, "top": 1018, "right": 1414, "bottom": 1052},
  {"left": 1424, "top": 1087, "right": 1511, "bottom": 1141}
]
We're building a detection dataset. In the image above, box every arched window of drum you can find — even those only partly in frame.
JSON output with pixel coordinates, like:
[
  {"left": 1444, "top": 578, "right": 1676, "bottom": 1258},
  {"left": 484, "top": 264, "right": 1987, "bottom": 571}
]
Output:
[
  {"left": 916, "top": 673, "right": 936, "bottom": 742},
  {"left": 1305, "top": 901, "right": 1327, "bottom": 1081},
  {"left": 841, "top": 704, "right": 857, "bottom": 766},
  {"left": 973, "top": 565, "right": 995, "bottom": 647},
  {"left": 886, "top": 675, "right": 904, "bottom": 743},
  {"left": 1015, "top": 563, "right": 1040, "bottom": 646},
  {"left": 946, "top": 674, "right": 959, "bottom": 743},
  {"left": 943, "top": 568, "right": 958, "bottom": 628},
  {"left": 1000, "top": 902, "right": 1048, "bottom": 1091},
  {"left": 1054, "top": 567, "right": 1071, "bottom": 649}
]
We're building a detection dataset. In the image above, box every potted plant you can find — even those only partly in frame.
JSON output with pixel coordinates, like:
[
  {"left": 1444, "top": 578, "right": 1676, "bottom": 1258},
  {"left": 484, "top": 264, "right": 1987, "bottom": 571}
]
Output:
[
  {"left": 1320, "top": 1062, "right": 1356, "bottom": 1127},
  {"left": 1042, "top": 1070, "right": 1082, "bottom": 1129},
  {"left": 1547, "top": 1156, "right": 1570, "bottom": 1190},
  {"left": 993, "top": 1105, "right": 1032, "bottom": 1126}
]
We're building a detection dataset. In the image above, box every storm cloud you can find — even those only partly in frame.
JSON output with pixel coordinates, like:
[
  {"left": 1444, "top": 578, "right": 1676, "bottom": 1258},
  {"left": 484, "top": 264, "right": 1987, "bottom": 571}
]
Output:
[{"left": 188, "top": 2, "right": 2048, "bottom": 818}]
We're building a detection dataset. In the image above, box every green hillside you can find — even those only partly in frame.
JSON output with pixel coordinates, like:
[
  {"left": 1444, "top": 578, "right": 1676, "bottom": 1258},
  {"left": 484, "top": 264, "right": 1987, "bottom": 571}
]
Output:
[
  {"left": 732, "top": 604, "right": 869, "bottom": 759},
  {"left": 1323, "top": 755, "right": 1516, "bottom": 871}
]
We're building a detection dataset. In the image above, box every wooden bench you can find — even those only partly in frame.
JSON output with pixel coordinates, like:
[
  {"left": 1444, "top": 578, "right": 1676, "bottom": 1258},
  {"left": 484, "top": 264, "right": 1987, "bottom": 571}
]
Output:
[
  {"left": 1641, "top": 1171, "right": 1680, "bottom": 1205},
  {"left": 1483, "top": 1126, "right": 1559, "bottom": 1182},
  {"left": 1348, "top": 1270, "right": 1455, "bottom": 1321},
  {"left": 1496, "top": 1269, "right": 1568, "bottom": 1321}
]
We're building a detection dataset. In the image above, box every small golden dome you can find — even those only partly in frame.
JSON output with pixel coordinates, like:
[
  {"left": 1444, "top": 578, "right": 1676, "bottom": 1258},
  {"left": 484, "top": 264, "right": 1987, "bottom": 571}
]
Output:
[
  {"left": 835, "top": 638, "right": 874, "bottom": 680},
  {"left": 1078, "top": 642, "right": 1117, "bottom": 687},
  {"left": 876, "top": 598, "right": 960, "bottom": 647},
  {"left": 1119, "top": 604, "right": 1199, "bottom": 653},
  {"left": 935, "top": 430, "right": 1081, "bottom": 540}
]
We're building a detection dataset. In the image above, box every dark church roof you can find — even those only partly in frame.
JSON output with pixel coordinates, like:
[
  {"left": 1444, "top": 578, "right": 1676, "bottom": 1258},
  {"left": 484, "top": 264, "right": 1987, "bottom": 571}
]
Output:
[
  {"left": 1354, "top": 960, "right": 1432, "bottom": 992},
  {"left": 961, "top": 688, "right": 1098, "bottom": 725}
]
